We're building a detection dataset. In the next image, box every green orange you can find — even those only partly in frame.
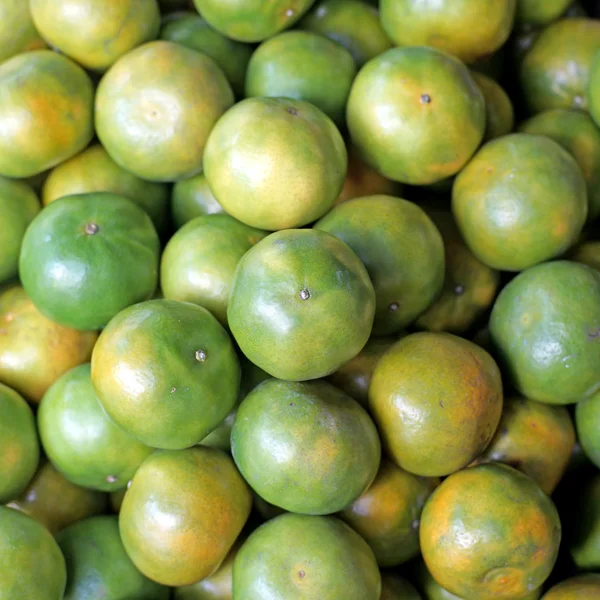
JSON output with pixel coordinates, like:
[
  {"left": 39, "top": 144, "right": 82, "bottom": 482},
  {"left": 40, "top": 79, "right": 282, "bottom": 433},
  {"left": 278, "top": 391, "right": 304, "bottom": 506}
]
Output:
[
  {"left": 340, "top": 458, "right": 438, "bottom": 566},
  {"left": 515, "top": 0, "right": 572, "bottom": 26},
  {"left": 160, "top": 214, "right": 267, "bottom": 325},
  {"left": 95, "top": 40, "right": 234, "bottom": 182},
  {"left": 472, "top": 396, "right": 575, "bottom": 493},
  {"left": 519, "top": 109, "right": 600, "bottom": 220},
  {"left": 420, "top": 463, "right": 561, "bottom": 599},
  {"left": 204, "top": 97, "right": 347, "bottom": 230},
  {"left": 452, "top": 134, "right": 587, "bottom": 271},
  {"left": 119, "top": 447, "right": 251, "bottom": 586},
  {"left": 160, "top": 13, "right": 252, "bottom": 95},
  {"left": 171, "top": 173, "right": 225, "bottom": 229},
  {"left": 38, "top": 363, "right": 153, "bottom": 492},
  {"left": 232, "top": 379, "right": 380, "bottom": 514},
  {"left": 583, "top": 50, "right": 600, "bottom": 145},
  {"left": 0, "top": 506, "right": 67, "bottom": 599},
  {"left": 174, "top": 540, "right": 240, "bottom": 599},
  {"left": 327, "top": 336, "right": 395, "bottom": 408},
  {"left": 541, "top": 574, "right": 600, "bottom": 599},
  {"left": 0, "top": 50, "right": 94, "bottom": 178},
  {"left": 233, "top": 513, "right": 381, "bottom": 599},
  {"left": 19, "top": 193, "right": 160, "bottom": 331},
  {"left": 30, "top": 0, "right": 160, "bottom": 71},
  {"left": 245, "top": 31, "right": 356, "bottom": 125},
  {"left": 347, "top": 46, "right": 485, "bottom": 185},
  {"left": 380, "top": 575, "right": 422, "bottom": 600},
  {"left": 471, "top": 71, "right": 515, "bottom": 141},
  {"left": 520, "top": 18, "right": 600, "bottom": 113},
  {"left": 58, "top": 515, "right": 169, "bottom": 600},
  {"left": 315, "top": 195, "right": 445, "bottom": 334},
  {"left": 0, "top": 177, "right": 40, "bottom": 285},
  {"left": 489, "top": 260, "right": 600, "bottom": 405},
  {"left": 415, "top": 210, "right": 500, "bottom": 335},
  {"left": 0, "top": 0, "right": 46, "bottom": 63},
  {"left": 567, "top": 474, "right": 600, "bottom": 570},
  {"left": 91, "top": 299, "right": 239, "bottom": 450},
  {"left": 0, "top": 285, "right": 98, "bottom": 403},
  {"left": 576, "top": 391, "right": 600, "bottom": 468},
  {"left": 42, "top": 144, "right": 169, "bottom": 233},
  {"left": 379, "top": 0, "right": 515, "bottom": 64},
  {"left": 192, "top": 0, "right": 315, "bottom": 42},
  {"left": 570, "top": 240, "right": 600, "bottom": 272},
  {"left": 370, "top": 332, "right": 502, "bottom": 477},
  {"left": 227, "top": 229, "right": 375, "bottom": 381},
  {"left": 7, "top": 461, "right": 107, "bottom": 535},
  {"left": 0, "top": 384, "right": 39, "bottom": 503}
]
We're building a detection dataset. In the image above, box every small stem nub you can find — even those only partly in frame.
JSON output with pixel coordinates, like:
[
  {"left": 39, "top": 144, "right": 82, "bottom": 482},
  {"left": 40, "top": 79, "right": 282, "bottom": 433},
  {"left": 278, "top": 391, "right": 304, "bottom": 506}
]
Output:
[
  {"left": 287, "top": 107, "right": 298, "bottom": 116},
  {"left": 195, "top": 349, "right": 207, "bottom": 362},
  {"left": 298, "top": 289, "right": 310, "bottom": 301},
  {"left": 106, "top": 475, "right": 117, "bottom": 484},
  {"left": 389, "top": 302, "right": 399, "bottom": 312},
  {"left": 454, "top": 285, "right": 465, "bottom": 296},
  {"left": 85, "top": 222, "right": 99, "bottom": 235},
  {"left": 420, "top": 94, "right": 432, "bottom": 104}
]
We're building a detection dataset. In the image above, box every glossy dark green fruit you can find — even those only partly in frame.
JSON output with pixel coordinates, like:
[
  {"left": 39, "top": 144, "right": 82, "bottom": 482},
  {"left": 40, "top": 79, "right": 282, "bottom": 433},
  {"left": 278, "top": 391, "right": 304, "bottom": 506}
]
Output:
[
  {"left": 161, "top": 214, "right": 267, "bottom": 325},
  {"left": 19, "top": 192, "right": 160, "bottom": 330},
  {"left": 233, "top": 513, "right": 381, "bottom": 599},
  {"left": 315, "top": 195, "right": 444, "bottom": 333},
  {"left": 490, "top": 261, "right": 600, "bottom": 405},
  {"left": 228, "top": 229, "right": 375, "bottom": 381},
  {"left": 0, "top": 383, "right": 39, "bottom": 503},
  {"left": 91, "top": 299, "right": 240, "bottom": 449},
  {"left": 38, "top": 363, "right": 153, "bottom": 492},
  {"left": 575, "top": 391, "right": 600, "bottom": 468},
  {"left": 171, "top": 173, "right": 225, "bottom": 229},
  {"left": 0, "top": 506, "right": 66, "bottom": 599},
  {"left": 58, "top": 515, "right": 169, "bottom": 600},
  {"left": 231, "top": 379, "right": 381, "bottom": 515}
]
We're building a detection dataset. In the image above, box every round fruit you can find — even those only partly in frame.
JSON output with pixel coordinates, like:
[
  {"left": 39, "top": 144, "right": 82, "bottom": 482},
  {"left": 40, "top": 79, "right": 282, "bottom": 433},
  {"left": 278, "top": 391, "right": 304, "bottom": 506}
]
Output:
[
  {"left": 369, "top": 332, "right": 503, "bottom": 477},
  {"left": 471, "top": 71, "right": 514, "bottom": 141},
  {"left": 227, "top": 229, "right": 375, "bottom": 381},
  {"left": 420, "top": 463, "right": 561, "bottom": 599},
  {"left": 58, "top": 515, "right": 169, "bottom": 600},
  {"left": 576, "top": 391, "right": 600, "bottom": 468},
  {"left": 541, "top": 574, "right": 600, "bottom": 599},
  {"left": 174, "top": 541, "right": 239, "bottom": 599},
  {"left": 452, "top": 134, "right": 587, "bottom": 271},
  {"left": 0, "top": 285, "right": 98, "bottom": 403},
  {"left": 520, "top": 18, "right": 600, "bottom": 113},
  {"left": 0, "top": 384, "right": 39, "bottom": 503},
  {"left": 415, "top": 210, "right": 500, "bottom": 335},
  {"left": 42, "top": 144, "right": 169, "bottom": 233},
  {"left": 489, "top": 261, "right": 600, "bottom": 405},
  {"left": 316, "top": 195, "right": 444, "bottom": 333},
  {"left": 7, "top": 461, "right": 106, "bottom": 535},
  {"left": 171, "top": 173, "right": 225, "bottom": 229},
  {"left": 0, "top": 50, "right": 94, "bottom": 178},
  {"left": 204, "top": 97, "right": 347, "bottom": 230},
  {"left": 245, "top": 31, "right": 356, "bottom": 125},
  {"left": 519, "top": 109, "right": 600, "bottom": 220},
  {"left": 19, "top": 193, "right": 160, "bottom": 331},
  {"left": 336, "top": 144, "right": 400, "bottom": 205},
  {"left": 327, "top": 336, "right": 395, "bottom": 408},
  {"left": 160, "top": 13, "right": 253, "bottom": 96},
  {"left": 347, "top": 46, "right": 485, "bottom": 185},
  {"left": 380, "top": 575, "right": 422, "bottom": 600},
  {"left": 379, "top": 0, "right": 515, "bottom": 64},
  {"left": 340, "top": 458, "right": 438, "bottom": 566},
  {"left": 160, "top": 214, "right": 267, "bottom": 325},
  {"left": 30, "top": 0, "right": 161, "bottom": 71},
  {"left": 0, "top": 0, "right": 46, "bottom": 63},
  {"left": 120, "top": 447, "right": 251, "bottom": 586},
  {"left": 0, "top": 177, "right": 40, "bottom": 285},
  {"left": 567, "top": 474, "right": 600, "bottom": 570},
  {"left": 91, "top": 299, "right": 240, "bottom": 449},
  {"left": 192, "top": 0, "right": 315, "bottom": 42},
  {"left": 38, "top": 364, "right": 153, "bottom": 492},
  {"left": 95, "top": 40, "right": 234, "bottom": 182},
  {"left": 233, "top": 513, "right": 381, "bottom": 600},
  {"left": 0, "top": 506, "right": 67, "bottom": 599},
  {"left": 299, "top": 0, "right": 392, "bottom": 67},
  {"left": 231, "top": 379, "right": 380, "bottom": 515},
  {"left": 515, "top": 0, "right": 572, "bottom": 26},
  {"left": 473, "top": 396, "right": 575, "bottom": 493},
  {"left": 570, "top": 240, "right": 600, "bottom": 272}
]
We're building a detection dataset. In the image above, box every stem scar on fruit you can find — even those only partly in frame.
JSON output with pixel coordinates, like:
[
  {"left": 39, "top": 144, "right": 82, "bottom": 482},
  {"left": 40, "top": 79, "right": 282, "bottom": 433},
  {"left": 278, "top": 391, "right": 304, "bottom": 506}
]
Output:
[
  {"left": 298, "top": 289, "right": 311, "bottom": 300},
  {"left": 85, "top": 222, "right": 99, "bottom": 235},
  {"left": 195, "top": 349, "right": 207, "bottom": 362}
]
